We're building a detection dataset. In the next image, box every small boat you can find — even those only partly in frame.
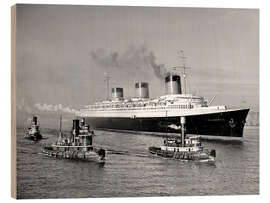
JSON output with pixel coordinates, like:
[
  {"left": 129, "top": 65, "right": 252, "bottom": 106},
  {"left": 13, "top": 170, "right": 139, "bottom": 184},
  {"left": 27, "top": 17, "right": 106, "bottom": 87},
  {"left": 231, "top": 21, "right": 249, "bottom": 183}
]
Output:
[
  {"left": 24, "top": 116, "right": 43, "bottom": 141},
  {"left": 149, "top": 136, "right": 216, "bottom": 163},
  {"left": 42, "top": 116, "right": 106, "bottom": 163},
  {"left": 148, "top": 117, "right": 216, "bottom": 163}
]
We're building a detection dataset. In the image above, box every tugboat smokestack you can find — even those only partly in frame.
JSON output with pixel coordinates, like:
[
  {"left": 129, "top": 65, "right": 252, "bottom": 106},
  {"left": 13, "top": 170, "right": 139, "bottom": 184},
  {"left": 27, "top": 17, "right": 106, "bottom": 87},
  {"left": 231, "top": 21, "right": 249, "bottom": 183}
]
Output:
[
  {"left": 180, "top": 116, "right": 186, "bottom": 147},
  {"left": 72, "top": 119, "right": 80, "bottom": 136},
  {"left": 33, "top": 116, "right": 38, "bottom": 125}
]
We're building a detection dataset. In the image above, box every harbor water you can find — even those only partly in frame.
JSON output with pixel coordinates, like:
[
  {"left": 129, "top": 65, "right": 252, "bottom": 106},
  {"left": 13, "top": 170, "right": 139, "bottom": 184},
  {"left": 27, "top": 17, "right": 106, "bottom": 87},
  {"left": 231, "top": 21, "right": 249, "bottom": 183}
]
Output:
[{"left": 16, "top": 126, "right": 259, "bottom": 199}]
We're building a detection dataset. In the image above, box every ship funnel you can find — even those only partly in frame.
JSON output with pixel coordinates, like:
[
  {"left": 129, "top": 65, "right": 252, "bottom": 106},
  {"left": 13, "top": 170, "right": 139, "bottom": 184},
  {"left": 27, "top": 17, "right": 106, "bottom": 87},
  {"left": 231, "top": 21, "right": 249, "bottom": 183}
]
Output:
[
  {"left": 111, "top": 87, "right": 124, "bottom": 100},
  {"left": 165, "top": 75, "right": 182, "bottom": 95},
  {"left": 135, "top": 82, "right": 149, "bottom": 98},
  {"left": 32, "top": 116, "right": 38, "bottom": 125}
]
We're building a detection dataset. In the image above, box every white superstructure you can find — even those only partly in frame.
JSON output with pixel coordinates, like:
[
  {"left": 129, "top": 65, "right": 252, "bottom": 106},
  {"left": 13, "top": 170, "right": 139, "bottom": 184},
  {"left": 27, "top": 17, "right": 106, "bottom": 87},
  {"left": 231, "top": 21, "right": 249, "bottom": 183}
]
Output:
[{"left": 79, "top": 93, "right": 232, "bottom": 118}]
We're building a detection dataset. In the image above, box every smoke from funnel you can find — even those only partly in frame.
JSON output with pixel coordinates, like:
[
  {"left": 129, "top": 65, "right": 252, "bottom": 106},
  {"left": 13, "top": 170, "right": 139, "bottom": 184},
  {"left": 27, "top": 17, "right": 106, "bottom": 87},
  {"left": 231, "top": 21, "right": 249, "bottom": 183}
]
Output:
[{"left": 90, "top": 46, "right": 169, "bottom": 79}]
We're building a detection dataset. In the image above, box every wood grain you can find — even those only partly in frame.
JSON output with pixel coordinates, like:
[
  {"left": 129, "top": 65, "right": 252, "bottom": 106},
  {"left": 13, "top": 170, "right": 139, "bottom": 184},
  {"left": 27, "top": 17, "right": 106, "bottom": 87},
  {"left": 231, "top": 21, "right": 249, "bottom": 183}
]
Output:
[{"left": 11, "top": 4, "right": 17, "bottom": 199}]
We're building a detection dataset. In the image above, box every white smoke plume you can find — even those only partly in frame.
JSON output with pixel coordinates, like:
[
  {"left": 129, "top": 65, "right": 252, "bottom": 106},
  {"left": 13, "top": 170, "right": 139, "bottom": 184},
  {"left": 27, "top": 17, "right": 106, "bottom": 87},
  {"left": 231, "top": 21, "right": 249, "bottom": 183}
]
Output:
[
  {"left": 34, "top": 103, "right": 80, "bottom": 115},
  {"left": 90, "top": 45, "right": 168, "bottom": 79},
  {"left": 17, "top": 98, "right": 80, "bottom": 115}
]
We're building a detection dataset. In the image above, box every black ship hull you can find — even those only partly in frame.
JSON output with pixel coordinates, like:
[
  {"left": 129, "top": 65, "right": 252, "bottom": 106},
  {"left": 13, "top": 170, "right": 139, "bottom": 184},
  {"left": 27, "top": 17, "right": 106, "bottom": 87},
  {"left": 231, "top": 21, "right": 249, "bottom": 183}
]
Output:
[{"left": 84, "top": 108, "right": 249, "bottom": 137}]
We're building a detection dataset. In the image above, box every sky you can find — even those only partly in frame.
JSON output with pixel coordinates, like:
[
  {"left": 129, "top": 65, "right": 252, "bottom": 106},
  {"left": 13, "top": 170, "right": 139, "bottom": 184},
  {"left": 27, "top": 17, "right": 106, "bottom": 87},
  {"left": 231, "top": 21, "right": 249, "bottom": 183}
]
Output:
[{"left": 16, "top": 4, "right": 259, "bottom": 119}]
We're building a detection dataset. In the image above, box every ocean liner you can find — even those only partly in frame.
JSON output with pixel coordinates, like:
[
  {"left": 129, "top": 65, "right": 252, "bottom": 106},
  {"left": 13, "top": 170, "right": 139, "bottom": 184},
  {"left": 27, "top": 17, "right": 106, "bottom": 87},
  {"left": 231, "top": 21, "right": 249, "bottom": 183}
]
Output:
[{"left": 79, "top": 54, "right": 249, "bottom": 137}]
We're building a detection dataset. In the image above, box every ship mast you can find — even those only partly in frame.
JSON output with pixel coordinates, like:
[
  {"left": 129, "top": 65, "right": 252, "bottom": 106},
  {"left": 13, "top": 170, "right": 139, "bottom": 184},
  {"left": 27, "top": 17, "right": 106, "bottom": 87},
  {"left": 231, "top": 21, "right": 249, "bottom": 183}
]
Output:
[
  {"left": 172, "top": 50, "right": 190, "bottom": 94},
  {"left": 57, "top": 115, "right": 63, "bottom": 144},
  {"left": 104, "top": 72, "right": 111, "bottom": 100},
  {"left": 59, "top": 114, "right": 62, "bottom": 134}
]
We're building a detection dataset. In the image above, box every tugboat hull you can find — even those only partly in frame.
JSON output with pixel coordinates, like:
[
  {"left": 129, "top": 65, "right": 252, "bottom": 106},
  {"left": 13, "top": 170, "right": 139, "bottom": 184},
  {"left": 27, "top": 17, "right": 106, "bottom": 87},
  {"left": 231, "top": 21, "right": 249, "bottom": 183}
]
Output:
[
  {"left": 24, "top": 133, "right": 43, "bottom": 141},
  {"left": 148, "top": 146, "right": 216, "bottom": 163},
  {"left": 41, "top": 147, "right": 106, "bottom": 163}
]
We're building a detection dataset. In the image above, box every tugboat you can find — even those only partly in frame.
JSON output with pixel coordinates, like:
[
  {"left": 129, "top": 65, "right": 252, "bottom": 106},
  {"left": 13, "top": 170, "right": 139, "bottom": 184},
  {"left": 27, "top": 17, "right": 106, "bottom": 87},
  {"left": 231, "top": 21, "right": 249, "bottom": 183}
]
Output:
[
  {"left": 24, "top": 116, "right": 43, "bottom": 141},
  {"left": 148, "top": 117, "right": 216, "bottom": 163},
  {"left": 42, "top": 116, "right": 106, "bottom": 163}
]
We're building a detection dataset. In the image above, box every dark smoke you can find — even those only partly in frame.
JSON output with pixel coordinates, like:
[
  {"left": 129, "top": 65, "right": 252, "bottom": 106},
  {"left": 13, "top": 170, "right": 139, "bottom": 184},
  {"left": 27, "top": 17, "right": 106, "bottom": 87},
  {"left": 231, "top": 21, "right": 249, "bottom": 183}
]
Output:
[{"left": 90, "top": 46, "right": 168, "bottom": 79}]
